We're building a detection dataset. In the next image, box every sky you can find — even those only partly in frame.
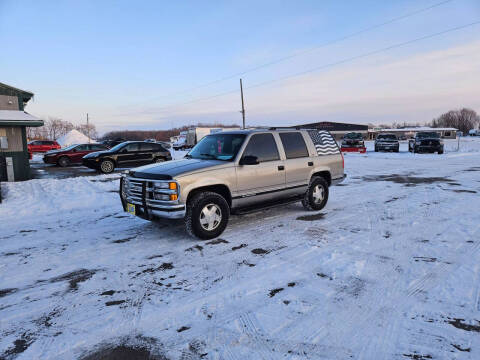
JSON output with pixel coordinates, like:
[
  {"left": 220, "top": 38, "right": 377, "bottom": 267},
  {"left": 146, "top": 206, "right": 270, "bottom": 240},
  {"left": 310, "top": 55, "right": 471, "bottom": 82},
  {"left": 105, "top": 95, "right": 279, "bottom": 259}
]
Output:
[{"left": 0, "top": 0, "right": 479, "bottom": 135}]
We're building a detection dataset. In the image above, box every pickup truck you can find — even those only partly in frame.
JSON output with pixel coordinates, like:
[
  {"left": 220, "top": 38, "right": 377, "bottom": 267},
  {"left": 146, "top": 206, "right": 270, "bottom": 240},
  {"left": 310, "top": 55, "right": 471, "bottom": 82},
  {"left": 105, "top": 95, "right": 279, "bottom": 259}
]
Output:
[
  {"left": 119, "top": 128, "right": 345, "bottom": 239},
  {"left": 408, "top": 132, "right": 444, "bottom": 154}
]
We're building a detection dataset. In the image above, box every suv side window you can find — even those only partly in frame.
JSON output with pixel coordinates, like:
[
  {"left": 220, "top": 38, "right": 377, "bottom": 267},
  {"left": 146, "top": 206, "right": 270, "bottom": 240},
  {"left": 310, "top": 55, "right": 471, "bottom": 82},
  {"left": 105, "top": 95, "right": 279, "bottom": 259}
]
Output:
[
  {"left": 154, "top": 144, "right": 166, "bottom": 152},
  {"left": 123, "top": 143, "right": 140, "bottom": 152},
  {"left": 139, "top": 143, "right": 154, "bottom": 151},
  {"left": 89, "top": 144, "right": 107, "bottom": 151},
  {"left": 279, "top": 132, "right": 309, "bottom": 159},
  {"left": 242, "top": 133, "right": 279, "bottom": 162},
  {"left": 75, "top": 145, "right": 89, "bottom": 151}
]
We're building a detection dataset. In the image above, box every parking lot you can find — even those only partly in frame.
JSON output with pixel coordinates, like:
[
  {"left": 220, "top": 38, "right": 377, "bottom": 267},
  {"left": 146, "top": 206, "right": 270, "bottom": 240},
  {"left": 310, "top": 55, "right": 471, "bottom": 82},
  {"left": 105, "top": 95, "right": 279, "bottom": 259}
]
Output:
[{"left": 1, "top": 138, "right": 480, "bottom": 359}]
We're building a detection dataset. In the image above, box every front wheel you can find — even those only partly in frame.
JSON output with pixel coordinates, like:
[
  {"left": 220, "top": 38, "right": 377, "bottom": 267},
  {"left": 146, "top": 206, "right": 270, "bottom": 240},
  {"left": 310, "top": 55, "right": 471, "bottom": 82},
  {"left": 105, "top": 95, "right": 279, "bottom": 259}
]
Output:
[
  {"left": 99, "top": 159, "right": 115, "bottom": 174},
  {"left": 185, "top": 191, "right": 230, "bottom": 240},
  {"left": 154, "top": 157, "right": 165, "bottom": 163},
  {"left": 302, "top": 176, "right": 329, "bottom": 211}
]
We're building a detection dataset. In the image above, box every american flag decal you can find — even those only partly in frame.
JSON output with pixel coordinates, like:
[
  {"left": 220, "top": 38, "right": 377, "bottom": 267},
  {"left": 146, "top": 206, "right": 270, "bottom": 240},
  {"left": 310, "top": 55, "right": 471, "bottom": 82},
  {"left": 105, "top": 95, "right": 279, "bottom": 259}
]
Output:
[{"left": 308, "top": 130, "right": 340, "bottom": 155}]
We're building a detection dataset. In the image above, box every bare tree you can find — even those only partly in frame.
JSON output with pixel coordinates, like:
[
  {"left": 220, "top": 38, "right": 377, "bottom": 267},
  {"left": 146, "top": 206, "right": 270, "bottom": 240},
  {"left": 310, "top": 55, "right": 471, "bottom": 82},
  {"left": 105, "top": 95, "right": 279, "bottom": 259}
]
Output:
[{"left": 430, "top": 108, "right": 480, "bottom": 133}]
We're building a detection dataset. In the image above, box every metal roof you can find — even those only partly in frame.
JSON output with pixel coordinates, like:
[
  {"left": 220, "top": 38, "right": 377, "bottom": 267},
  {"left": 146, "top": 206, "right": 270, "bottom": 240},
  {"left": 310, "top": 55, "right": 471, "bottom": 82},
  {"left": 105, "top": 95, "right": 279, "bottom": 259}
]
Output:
[{"left": 0, "top": 110, "right": 44, "bottom": 127}]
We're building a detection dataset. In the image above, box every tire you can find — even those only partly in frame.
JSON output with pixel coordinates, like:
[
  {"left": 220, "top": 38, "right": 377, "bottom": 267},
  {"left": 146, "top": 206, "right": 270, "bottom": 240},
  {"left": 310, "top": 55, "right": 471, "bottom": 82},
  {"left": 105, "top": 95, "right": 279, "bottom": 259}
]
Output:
[
  {"left": 154, "top": 157, "right": 165, "bottom": 163},
  {"left": 395, "top": 148, "right": 399, "bottom": 153},
  {"left": 185, "top": 191, "right": 230, "bottom": 240},
  {"left": 302, "top": 176, "right": 329, "bottom": 211},
  {"left": 438, "top": 150, "right": 444, "bottom": 155},
  {"left": 57, "top": 156, "right": 70, "bottom": 167},
  {"left": 99, "top": 159, "right": 115, "bottom": 174},
  {"left": 374, "top": 147, "right": 378, "bottom": 152}
]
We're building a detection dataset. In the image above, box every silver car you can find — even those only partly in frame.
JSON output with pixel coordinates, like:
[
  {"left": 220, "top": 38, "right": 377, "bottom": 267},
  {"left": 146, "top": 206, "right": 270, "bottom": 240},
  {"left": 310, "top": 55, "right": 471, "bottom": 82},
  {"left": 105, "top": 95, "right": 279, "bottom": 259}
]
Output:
[{"left": 120, "top": 128, "right": 345, "bottom": 239}]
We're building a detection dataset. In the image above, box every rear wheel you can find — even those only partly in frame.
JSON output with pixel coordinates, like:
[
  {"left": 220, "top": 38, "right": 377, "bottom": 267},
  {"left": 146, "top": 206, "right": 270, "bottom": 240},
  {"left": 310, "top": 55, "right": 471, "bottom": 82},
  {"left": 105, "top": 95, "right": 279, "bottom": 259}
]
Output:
[
  {"left": 302, "top": 176, "right": 329, "bottom": 211},
  {"left": 100, "top": 159, "right": 115, "bottom": 174},
  {"left": 57, "top": 156, "right": 70, "bottom": 167},
  {"left": 438, "top": 149, "right": 444, "bottom": 155},
  {"left": 185, "top": 191, "right": 229, "bottom": 240}
]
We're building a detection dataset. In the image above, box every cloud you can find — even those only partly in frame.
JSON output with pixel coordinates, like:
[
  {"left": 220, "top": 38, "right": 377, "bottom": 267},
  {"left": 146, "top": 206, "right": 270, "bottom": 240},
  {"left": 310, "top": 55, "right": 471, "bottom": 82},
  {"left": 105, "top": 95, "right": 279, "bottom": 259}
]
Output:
[{"left": 135, "top": 40, "right": 480, "bottom": 128}]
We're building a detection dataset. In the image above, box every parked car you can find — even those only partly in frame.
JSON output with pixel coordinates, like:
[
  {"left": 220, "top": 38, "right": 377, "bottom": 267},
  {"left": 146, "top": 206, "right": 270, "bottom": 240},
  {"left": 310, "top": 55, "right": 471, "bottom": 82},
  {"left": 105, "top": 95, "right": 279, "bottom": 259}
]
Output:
[
  {"left": 341, "top": 132, "right": 366, "bottom": 153},
  {"left": 43, "top": 143, "right": 109, "bottom": 167},
  {"left": 469, "top": 129, "right": 479, "bottom": 136},
  {"left": 83, "top": 141, "right": 172, "bottom": 174},
  {"left": 27, "top": 140, "right": 61, "bottom": 153},
  {"left": 408, "top": 132, "right": 444, "bottom": 154},
  {"left": 374, "top": 133, "right": 399, "bottom": 152},
  {"left": 119, "top": 129, "right": 345, "bottom": 239}
]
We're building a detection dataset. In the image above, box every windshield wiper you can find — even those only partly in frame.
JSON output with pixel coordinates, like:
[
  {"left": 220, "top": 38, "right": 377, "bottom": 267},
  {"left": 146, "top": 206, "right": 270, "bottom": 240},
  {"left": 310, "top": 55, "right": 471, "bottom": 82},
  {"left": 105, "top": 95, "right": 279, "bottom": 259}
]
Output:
[
  {"left": 200, "top": 153, "right": 218, "bottom": 159},
  {"left": 184, "top": 154, "right": 192, "bottom": 159}
]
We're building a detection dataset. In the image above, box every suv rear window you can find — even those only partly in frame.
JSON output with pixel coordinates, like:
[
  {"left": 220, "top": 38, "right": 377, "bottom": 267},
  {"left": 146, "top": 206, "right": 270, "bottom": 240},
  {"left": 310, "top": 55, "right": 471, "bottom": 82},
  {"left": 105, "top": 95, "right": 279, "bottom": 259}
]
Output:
[
  {"left": 243, "top": 133, "right": 279, "bottom": 162},
  {"left": 279, "top": 132, "right": 309, "bottom": 159}
]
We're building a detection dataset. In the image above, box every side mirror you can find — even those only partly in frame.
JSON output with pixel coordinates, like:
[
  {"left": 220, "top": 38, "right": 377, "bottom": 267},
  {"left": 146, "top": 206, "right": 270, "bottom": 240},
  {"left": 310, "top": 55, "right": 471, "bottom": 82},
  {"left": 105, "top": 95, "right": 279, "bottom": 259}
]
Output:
[{"left": 239, "top": 155, "right": 259, "bottom": 165}]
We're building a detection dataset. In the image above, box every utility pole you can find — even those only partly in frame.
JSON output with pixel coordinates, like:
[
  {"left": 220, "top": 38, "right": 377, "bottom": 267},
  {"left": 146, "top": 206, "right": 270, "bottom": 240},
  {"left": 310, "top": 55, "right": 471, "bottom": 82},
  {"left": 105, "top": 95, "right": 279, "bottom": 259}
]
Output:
[
  {"left": 240, "top": 78, "right": 246, "bottom": 129},
  {"left": 86, "top": 113, "right": 91, "bottom": 143}
]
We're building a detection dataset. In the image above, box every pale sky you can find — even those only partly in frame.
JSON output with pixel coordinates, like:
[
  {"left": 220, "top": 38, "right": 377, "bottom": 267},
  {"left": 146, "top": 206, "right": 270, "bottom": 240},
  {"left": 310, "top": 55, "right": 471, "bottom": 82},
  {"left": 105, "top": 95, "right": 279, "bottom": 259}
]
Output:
[{"left": 1, "top": 0, "right": 479, "bottom": 134}]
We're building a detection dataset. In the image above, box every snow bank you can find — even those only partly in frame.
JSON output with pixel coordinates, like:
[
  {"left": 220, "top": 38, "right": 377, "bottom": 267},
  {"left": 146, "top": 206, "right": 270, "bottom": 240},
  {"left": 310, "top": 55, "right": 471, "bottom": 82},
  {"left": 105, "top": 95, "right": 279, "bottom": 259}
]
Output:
[{"left": 57, "top": 129, "right": 91, "bottom": 147}]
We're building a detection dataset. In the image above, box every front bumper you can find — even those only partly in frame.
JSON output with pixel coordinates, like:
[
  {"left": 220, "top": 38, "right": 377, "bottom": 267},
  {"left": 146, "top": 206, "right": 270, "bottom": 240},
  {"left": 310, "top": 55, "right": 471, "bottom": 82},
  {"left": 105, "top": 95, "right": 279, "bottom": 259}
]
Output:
[
  {"left": 120, "top": 177, "right": 185, "bottom": 220},
  {"left": 82, "top": 158, "right": 100, "bottom": 169},
  {"left": 43, "top": 156, "right": 58, "bottom": 164},
  {"left": 376, "top": 143, "right": 399, "bottom": 151},
  {"left": 332, "top": 174, "right": 347, "bottom": 185},
  {"left": 414, "top": 145, "right": 443, "bottom": 153}
]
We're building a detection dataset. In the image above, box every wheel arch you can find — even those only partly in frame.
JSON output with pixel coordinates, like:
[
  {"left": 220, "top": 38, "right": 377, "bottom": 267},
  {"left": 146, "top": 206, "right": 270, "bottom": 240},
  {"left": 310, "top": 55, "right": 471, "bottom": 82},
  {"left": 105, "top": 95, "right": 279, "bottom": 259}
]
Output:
[
  {"left": 186, "top": 184, "right": 232, "bottom": 208},
  {"left": 310, "top": 170, "right": 332, "bottom": 186}
]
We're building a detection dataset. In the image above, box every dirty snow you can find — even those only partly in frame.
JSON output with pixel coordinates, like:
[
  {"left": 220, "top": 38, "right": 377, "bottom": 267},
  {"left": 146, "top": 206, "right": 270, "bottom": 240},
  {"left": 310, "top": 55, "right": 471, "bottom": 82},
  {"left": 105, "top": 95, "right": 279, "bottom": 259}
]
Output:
[{"left": 1, "top": 138, "right": 480, "bottom": 359}]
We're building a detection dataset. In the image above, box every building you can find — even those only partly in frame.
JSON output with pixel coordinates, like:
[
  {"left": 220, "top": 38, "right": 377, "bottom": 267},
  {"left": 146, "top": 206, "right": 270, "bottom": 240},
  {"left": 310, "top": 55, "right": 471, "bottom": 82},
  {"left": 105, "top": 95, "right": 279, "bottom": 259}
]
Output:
[
  {"left": 0, "top": 82, "right": 44, "bottom": 181},
  {"left": 368, "top": 127, "right": 458, "bottom": 140},
  {"left": 294, "top": 121, "right": 369, "bottom": 140}
]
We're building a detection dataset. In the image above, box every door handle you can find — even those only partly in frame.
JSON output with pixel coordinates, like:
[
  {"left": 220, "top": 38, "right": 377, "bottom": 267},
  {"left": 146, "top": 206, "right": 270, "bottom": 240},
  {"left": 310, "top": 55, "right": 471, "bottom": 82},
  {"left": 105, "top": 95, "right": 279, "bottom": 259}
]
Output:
[
  {"left": 278, "top": 165, "right": 284, "bottom": 171},
  {"left": 308, "top": 162, "right": 314, "bottom": 166}
]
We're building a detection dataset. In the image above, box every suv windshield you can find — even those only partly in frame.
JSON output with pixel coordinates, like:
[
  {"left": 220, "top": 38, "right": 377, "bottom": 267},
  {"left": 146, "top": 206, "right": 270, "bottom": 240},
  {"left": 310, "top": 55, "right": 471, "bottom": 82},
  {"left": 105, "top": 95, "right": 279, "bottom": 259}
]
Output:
[
  {"left": 187, "top": 134, "right": 246, "bottom": 161},
  {"left": 417, "top": 132, "right": 439, "bottom": 139},
  {"left": 344, "top": 133, "right": 363, "bottom": 139},
  {"left": 377, "top": 134, "right": 397, "bottom": 140}
]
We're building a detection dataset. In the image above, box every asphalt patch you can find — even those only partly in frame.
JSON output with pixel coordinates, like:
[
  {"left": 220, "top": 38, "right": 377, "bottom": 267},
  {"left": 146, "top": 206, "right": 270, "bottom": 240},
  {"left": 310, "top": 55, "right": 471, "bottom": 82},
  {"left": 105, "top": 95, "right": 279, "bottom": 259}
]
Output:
[
  {"left": 101, "top": 290, "right": 116, "bottom": 296},
  {"left": 0, "top": 287, "right": 18, "bottom": 298},
  {"left": 206, "top": 238, "right": 229, "bottom": 245},
  {"left": 185, "top": 245, "right": 203, "bottom": 252},
  {"left": 232, "top": 244, "right": 247, "bottom": 251},
  {"left": 44, "top": 269, "right": 97, "bottom": 291},
  {"left": 141, "top": 263, "right": 174, "bottom": 274},
  {"left": 451, "top": 344, "right": 470, "bottom": 352},
  {"left": 177, "top": 326, "right": 190, "bottom": 333},
  {"left": 402, "top": 354, "right": 432, "bottom": 359},
  {"left": 362, "top": 174, "right": 453, "bottom": 186},
  {"left": 296, "top": 213, "right": 325, "bottom": 221},
  {"left": 112, "top": 236, "right": 136, "bottom": 244},
  {"left": 80, "top": 345, "right": 167, "bottom": 360},
  {"left": 269, "top": 288, "right": 284, "bottom": 297},
  {"left": 414, "top": 256, "right": 437, "bottom": 263},
  {"left": 448, "top": 318, "right": 480, "bottom": 332},
  {"left": 105, "top": 300, "right": 126, "bottom": 306},
  {"left": 1, "top": 333, "right": 34, "bottom": 358},
  {"left": 251, "top": 248, "right": 269, "bottom": 255}
]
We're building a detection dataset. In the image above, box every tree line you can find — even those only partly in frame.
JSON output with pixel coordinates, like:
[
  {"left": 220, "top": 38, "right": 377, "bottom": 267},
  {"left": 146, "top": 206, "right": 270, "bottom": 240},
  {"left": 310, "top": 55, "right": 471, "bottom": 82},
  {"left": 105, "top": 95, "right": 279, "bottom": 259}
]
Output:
[
  {"left": 101, "top": 123, "right": 240, "bottom": 142},
  {"left": 27, "top": 117, "right": 98, "bottom": 141}
]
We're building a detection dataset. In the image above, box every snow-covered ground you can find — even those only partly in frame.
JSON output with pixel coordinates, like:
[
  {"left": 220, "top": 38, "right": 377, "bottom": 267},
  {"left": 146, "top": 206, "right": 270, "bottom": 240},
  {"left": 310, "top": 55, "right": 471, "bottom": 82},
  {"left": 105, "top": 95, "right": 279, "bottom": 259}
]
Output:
[{"left": 1, "top": 138, "right": 480, "bottom": 359}]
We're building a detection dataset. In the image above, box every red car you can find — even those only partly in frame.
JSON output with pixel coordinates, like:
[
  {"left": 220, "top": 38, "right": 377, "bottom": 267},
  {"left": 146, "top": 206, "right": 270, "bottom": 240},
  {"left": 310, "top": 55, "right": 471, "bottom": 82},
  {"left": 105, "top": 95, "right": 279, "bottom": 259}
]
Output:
[
  {"left": 28, "top": 140, "right": 61, "bottom": 153},
  {"left": 43, "top": 143, "right": 109, "bottom": 167}
]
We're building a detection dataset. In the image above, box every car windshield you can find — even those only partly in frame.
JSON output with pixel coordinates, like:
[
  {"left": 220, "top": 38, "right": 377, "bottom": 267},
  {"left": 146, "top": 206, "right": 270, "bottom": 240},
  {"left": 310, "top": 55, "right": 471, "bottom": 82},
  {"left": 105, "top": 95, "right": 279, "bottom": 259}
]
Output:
[
  {"left": 186, "top": 134, "right": 246, "bottom": 161},
  {"left": 108, "top": 142, "right": 127, "bottom": 152},
  {"left": 417, "top": 132, "right": 439, "bottom": 139},
  {"left": 344, "top": 133, "right": 363, "bottom": 139},
  {"left": 377, "top": 134, "right": 397, "bottom": 140}
]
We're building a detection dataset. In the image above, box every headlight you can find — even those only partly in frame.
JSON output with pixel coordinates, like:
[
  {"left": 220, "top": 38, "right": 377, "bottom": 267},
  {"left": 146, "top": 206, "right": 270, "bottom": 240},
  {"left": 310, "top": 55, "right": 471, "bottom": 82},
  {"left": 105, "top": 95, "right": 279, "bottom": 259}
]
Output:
[
  {"left": 121, "top": 178, "right": 128, "bottom": 199},
  {"left": 153, "top": 182, "right": 177, "bottom": 190},
  {"left": 154, "top": 193, "right": 171, "bottom": 201},
  {"left": 415, "top": 141, "right": 421, "bottom": 145}
]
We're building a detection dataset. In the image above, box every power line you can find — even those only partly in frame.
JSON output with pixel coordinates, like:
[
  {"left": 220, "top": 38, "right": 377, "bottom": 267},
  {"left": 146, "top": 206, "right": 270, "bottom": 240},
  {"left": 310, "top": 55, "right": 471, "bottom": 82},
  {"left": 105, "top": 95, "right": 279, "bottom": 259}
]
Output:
[
  {"left": 141, "top": 0, "right": 455, "bottom": 103},
  {"left": 150, "top": 21, "right": 480, "bottom": 114}
]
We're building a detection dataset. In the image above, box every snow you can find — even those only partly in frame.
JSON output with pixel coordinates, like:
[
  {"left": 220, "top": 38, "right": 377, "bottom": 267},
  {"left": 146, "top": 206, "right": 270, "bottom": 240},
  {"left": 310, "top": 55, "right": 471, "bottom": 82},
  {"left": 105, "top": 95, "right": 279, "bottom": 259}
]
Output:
[
  {"left": 1, "top": 138, "right": 480, "bottom": 359},
  {"left": 56, "top": 129, "right": 91, "bottom": 147}
]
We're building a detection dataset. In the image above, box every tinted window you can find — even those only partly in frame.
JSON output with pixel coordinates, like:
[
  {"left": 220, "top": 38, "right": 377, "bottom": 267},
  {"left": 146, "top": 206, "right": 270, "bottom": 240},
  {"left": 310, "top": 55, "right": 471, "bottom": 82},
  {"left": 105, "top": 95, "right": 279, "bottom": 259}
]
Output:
[
  {"left": 139, "top": 143, "right": 154, "bottom": 151},
  {"left": 242, "top": 133, "right": 279, "bottom": 162},
  {"left": 89, "top": 144, "right": 107, "bottom": 151},
  {"left": 123, "top": 143, "right": 140, "bottom": 152},
  {"left": 279, "top": 132, "right": 309, "bottom": 159},
  {"left": 377, "top": 134, "right": 397, "bottom": 140},
  {"left": 153, "top": 143, "right": 166, "bottom": 152},
  {"left": 75, "top": 145, "right": 89, "bottom": 151},
  {"left": 188, "top": 134, "right": 245, "bottom": 161}
]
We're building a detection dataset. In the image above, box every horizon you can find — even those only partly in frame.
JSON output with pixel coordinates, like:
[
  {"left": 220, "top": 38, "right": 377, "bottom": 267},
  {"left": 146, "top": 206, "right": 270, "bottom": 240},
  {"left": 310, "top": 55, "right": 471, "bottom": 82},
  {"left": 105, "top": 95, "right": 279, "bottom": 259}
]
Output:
[{"left": 1, "top": 0, "right": 479, "bottom": 135}]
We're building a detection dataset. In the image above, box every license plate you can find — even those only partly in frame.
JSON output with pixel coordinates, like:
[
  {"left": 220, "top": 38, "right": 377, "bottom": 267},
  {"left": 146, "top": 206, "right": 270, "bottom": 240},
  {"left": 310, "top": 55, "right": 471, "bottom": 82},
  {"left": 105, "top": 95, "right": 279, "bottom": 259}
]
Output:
[{"left": 126, "top": 203, "right": 136, "bottom": 215}]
